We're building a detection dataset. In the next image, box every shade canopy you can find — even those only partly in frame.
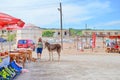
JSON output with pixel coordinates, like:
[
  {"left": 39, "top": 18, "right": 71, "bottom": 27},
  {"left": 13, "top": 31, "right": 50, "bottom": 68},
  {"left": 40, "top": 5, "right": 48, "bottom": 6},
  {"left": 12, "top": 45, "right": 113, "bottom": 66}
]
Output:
[{"left": 108, "top": 35, "right": 120, "bottom": 39}]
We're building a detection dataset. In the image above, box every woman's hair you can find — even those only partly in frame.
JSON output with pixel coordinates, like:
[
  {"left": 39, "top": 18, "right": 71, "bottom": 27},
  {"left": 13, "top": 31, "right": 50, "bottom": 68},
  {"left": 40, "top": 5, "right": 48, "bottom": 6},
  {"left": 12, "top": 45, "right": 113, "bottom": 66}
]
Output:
[{"left": 38, "top": 38, "right": 42, "bottom": 42}]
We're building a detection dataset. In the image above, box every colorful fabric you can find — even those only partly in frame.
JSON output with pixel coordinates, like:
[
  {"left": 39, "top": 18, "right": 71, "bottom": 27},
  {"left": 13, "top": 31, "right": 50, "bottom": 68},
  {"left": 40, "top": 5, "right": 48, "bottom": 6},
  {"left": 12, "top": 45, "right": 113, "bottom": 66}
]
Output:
[
  {"left": 0, "top": 68, "right": 10, "bottom": 79},
  {"left": 0, "top": 57, "right": 10, "bottom": 68},
  {"left": 0, "top": 58, "right": 2, "bottom": 63}
]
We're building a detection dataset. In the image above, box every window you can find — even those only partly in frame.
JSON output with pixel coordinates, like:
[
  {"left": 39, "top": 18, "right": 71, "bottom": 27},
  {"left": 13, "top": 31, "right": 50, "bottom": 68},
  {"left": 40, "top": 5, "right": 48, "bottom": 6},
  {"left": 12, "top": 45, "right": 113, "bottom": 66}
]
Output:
[
  {"left": 107, "top": 32, "right": 110, "bottom": 35},
  {"left": 115, "top": 32, "right": 118, "bottom": 35},
  {"left": 58, "top": 32, "right": 60, "bottom": 35},
  {"left": 64, "top": 31, "right": 67, "bottom": 35}
]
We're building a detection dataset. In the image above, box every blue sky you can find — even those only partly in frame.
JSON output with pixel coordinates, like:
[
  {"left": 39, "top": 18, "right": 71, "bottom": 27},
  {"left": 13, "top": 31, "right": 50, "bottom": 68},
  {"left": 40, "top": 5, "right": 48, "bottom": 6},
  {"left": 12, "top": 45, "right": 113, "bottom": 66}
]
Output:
[{"left": 0, "top": 0, "right": 120, "bottom": 30}]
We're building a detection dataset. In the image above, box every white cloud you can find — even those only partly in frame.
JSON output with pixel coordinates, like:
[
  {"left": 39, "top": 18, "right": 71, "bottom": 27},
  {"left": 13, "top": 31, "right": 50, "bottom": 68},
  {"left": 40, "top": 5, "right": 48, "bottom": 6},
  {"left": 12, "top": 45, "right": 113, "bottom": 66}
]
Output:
[
  {"left": 0, "top": 0, "right": 60, "bottom": 27},
  {"left": 16, "top": 8, "right": 59, "bottom": 27},
  {"left": 0, "top": 0, "right": 116, "bottom": 29},
  {"left": 61, "top": 0, "right": 111, "bottom": 25},
  {"left": 96, "top": 20, "right": 120, "bottom": 27}
]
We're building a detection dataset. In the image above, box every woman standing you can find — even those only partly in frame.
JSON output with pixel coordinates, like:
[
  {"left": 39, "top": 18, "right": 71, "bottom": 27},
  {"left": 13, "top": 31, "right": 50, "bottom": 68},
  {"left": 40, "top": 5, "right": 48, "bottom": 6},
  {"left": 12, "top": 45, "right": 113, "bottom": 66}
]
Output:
[{"left": 36, "top": 37, "right": 43, "bottom": 60}]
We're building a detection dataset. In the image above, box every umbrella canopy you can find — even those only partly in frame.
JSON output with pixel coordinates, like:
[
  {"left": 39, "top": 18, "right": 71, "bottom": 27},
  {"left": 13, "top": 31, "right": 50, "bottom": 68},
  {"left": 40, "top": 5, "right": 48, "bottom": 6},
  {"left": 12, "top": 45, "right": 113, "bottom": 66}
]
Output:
[{"left": 0, "top": 12, "right": 25, "bottom": 30}]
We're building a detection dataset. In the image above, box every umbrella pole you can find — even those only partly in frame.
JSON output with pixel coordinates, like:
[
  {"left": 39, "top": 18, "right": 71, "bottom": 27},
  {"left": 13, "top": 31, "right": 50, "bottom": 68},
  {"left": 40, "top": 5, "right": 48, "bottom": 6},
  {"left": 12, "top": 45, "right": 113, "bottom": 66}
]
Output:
[
  {"left": 0, "top": 42, "right": 2, "bottom": 52},
  {"left": 1, "top": 42, "right": 3, "bottom": 52},
  {"left": 9, "top": 41, "right": 11, "bottom": 51},
  {"left": 7, "top": 31, "right": 11, "bottom": 52}
]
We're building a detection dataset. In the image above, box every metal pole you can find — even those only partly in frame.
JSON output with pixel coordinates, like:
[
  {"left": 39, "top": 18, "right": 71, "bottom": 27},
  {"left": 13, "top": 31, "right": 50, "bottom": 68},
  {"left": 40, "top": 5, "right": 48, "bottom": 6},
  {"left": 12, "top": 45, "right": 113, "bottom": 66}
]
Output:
[
  {"left": 59, "top": 2, "right": 63, "bottom": 49},
  {"left": 85, "top": 24, "right": 87, "bottom": 47}
]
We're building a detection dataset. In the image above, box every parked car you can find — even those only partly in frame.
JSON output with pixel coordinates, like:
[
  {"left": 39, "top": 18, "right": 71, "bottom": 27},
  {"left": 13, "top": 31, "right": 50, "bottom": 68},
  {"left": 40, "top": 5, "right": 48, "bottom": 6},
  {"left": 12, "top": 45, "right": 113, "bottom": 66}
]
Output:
[{"left": 17, "top": 39, "right": 35, "bottom": 51}]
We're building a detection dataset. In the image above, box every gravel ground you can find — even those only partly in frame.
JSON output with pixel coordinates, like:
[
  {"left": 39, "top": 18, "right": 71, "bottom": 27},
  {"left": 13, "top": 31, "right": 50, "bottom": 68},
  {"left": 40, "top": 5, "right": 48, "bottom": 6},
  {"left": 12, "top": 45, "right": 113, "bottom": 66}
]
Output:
[{"left": 14, "top": 49, "right": 120, "bottom": 80}]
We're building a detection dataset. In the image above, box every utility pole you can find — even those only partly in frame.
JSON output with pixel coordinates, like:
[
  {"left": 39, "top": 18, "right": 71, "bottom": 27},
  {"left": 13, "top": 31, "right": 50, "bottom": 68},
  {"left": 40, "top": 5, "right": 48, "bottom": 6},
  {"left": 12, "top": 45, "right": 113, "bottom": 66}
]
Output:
[
  {"left": 58, "top": 2, "right": 63, "bottom": 49},
  {"left": 85, "top": 24, "right": 87, "bottom": 47}
]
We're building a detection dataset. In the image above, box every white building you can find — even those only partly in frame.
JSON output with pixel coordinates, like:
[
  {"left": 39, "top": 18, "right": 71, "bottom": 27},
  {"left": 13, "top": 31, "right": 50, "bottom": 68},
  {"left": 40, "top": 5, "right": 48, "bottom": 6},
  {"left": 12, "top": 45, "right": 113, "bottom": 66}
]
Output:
[{"left": 16, "top": 24, "right": 42, "bottom": 43}]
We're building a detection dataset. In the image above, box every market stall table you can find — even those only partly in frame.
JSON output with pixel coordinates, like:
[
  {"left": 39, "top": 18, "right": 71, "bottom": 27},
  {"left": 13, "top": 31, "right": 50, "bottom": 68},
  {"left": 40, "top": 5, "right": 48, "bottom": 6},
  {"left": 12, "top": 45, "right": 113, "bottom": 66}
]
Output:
[{"left": 9, "top": 51, "right": 26, "bottom": 67}]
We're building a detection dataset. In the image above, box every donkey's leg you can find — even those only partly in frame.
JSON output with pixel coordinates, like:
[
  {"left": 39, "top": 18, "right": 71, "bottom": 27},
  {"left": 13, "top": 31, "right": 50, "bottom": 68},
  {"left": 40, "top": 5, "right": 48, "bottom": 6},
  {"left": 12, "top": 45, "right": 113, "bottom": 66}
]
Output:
[
  {"left": 52, "top": 52, "right": 54, "bottom": 61},
  {"left": 57, "top": 48, "right": 61, "bottom": 61},
  {"left": 58, "top": 52, "right": 60, "bottom": 61},
  {"left": 49, "top": 52, "right": 51, "bottom": 61}
]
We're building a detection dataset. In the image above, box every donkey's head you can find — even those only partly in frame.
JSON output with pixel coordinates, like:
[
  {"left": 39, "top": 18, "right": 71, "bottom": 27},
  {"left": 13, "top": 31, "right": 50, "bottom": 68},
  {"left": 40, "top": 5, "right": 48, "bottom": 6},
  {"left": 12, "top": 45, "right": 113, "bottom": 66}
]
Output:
[{"left": 44, "top": 41, "right": 50, "bottom": 49}]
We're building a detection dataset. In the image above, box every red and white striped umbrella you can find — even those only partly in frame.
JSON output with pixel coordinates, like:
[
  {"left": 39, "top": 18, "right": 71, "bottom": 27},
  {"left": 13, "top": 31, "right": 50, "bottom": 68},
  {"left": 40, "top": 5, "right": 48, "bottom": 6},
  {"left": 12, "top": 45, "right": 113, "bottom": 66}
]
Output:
[
  {"left": 0, "top": 12, "right": 25, "bottom": 30},
  {"left": 0, "top": 12, "right": 25, "bottom": 51}
]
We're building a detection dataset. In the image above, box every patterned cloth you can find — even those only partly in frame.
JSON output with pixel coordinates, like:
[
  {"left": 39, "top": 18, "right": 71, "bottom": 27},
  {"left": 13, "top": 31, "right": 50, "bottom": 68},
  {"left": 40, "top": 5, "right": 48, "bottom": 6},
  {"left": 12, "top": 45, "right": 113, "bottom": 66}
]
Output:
[{"left": 0, "top": 56, "right": 10, "bottom": 68}]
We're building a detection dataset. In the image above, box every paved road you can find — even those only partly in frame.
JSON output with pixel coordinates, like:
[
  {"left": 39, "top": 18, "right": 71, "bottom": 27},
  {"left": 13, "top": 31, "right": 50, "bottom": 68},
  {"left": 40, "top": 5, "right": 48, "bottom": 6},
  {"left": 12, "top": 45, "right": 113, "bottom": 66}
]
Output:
[{"left": 15, "top": 53, "right": 120, "bottom": 80}]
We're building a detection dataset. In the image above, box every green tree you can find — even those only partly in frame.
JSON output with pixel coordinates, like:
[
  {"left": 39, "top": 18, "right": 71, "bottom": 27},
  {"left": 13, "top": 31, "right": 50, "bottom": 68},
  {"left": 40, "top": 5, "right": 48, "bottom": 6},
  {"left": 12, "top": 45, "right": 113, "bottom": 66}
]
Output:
[
  {"left": 69, "top": 28, "right": 83, "bottom": 36},
  {"left": 42, "top": 30, "right": 54, "bottom": 37},
  {"left": 69, "top": 28, "right": 76, "bottom": 36},
  {"left": 7, "top": 33, "right": 16, "bottom": 41}
]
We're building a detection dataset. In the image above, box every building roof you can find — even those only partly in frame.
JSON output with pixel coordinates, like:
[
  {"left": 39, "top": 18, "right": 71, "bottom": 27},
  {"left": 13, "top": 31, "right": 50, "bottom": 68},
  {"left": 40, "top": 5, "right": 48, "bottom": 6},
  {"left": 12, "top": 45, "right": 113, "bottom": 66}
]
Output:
[{"left": 22, "top": 23, "right": 40, "bottom": 29}]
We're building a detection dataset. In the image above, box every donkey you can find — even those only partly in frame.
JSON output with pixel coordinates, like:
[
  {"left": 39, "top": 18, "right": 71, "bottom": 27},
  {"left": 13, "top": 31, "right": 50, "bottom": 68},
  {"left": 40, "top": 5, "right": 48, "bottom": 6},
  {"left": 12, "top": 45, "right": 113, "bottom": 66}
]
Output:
[{"left": 44, "top": 41, "right": 61, "bottom": 61}]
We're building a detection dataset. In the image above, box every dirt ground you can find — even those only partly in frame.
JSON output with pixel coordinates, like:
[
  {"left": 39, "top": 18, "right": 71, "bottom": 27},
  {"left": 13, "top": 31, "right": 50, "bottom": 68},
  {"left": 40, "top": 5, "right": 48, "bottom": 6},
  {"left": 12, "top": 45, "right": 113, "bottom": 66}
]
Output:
[{"left": 14, "top": 46, "right": 120, "bottom": 80}]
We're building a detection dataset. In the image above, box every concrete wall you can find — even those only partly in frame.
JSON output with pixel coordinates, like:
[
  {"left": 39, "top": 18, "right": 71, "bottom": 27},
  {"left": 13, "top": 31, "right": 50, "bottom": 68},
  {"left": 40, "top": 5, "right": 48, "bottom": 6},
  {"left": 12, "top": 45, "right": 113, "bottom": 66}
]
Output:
[{"left": 16, "top": 24, "right": 42, "bottom": 44}]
